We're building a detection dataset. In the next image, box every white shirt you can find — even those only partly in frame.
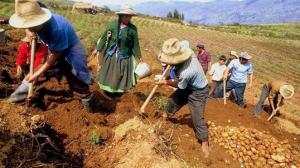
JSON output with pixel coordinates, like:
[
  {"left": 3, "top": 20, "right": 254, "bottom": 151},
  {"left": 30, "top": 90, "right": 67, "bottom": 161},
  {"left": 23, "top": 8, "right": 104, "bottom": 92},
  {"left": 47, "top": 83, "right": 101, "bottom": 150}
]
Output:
[{"left": 209, "top": 62, "right": 227, "bottom": 81}]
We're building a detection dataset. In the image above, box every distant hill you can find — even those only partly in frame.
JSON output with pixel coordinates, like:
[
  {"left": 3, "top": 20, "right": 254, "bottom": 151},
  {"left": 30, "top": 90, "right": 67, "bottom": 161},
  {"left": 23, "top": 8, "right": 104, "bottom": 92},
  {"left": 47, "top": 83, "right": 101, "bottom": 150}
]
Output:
[{"left": 134, "top": 0, "right": 300, "bottom": 25}]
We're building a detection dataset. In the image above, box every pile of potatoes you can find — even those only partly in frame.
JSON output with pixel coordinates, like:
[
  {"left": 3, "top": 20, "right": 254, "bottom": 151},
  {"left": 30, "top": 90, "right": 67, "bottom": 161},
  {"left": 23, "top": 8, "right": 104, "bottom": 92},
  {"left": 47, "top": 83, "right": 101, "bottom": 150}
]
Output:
[{"left": 208, "top": 121, "right": 300, "bottom": 168}]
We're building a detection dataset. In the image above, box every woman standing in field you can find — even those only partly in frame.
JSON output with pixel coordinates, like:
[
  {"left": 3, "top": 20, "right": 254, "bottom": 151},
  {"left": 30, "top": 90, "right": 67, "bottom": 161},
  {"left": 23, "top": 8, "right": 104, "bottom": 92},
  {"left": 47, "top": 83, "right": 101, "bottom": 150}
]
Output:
[{"left": 94, "top": 5, "right": 142, "bottom": 97}]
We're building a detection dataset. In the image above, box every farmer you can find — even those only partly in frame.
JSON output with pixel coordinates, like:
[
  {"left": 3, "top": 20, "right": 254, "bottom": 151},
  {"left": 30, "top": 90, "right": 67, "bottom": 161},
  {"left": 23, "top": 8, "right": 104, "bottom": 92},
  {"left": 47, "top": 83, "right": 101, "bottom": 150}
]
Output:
[
  {"left": 253, "top": 80, "right": 294, "bottom": 116},
  {"left": 226, "top": 50, "right": 238, "bottom": 66},
  {"left": 16, "top": 29, "right": 48, "bottom": 80},
  {"left": 196, "top": 43, "right": 211, "bottom": 74},
  {"left": 8, "top": 0, "right": 93, "bottom": 112},
  {"left": 157, "top": 38, "right": 210, "bottom": 158},
  {"left": 93, "top": 5, "right": 142, "bottom": 97},
  {"left": 214, "top": 52, "right": 253, "bottom": 108},
  {"left": 208, "top": 55, "right": 227, "bottom": 97}
]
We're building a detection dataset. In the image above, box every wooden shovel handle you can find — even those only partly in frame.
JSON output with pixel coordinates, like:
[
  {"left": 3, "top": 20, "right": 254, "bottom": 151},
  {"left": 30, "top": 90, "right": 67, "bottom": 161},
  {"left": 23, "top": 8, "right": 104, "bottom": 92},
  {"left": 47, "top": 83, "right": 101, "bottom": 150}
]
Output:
[
  {"left": 139, "top": 65, "right": 170, "bottom": 114},
  {"left": 267, "top": 107, "right": 279, "bottom": 121},
  {"left": 223, "top": 80, "right": 227, "bottom": 105},
  {"left": 28, "top": 38, "right": 36, "bottom": 98}
]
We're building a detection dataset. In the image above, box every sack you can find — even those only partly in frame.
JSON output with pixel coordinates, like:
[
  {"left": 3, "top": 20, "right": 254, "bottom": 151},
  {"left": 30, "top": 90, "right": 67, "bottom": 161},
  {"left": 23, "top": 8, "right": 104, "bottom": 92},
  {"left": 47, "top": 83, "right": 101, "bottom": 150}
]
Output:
[{"left": 135, "top": 62, "right": 151, "bottom": 80}]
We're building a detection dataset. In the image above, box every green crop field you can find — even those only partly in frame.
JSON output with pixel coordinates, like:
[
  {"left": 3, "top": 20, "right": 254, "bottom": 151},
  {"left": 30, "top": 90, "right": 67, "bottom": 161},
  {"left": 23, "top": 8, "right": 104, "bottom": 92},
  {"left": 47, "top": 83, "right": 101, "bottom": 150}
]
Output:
[
  {"left": 1, "top": 0, "right": 299, "bottom": 117},
  {"left": 204, "top": 23, "right": 300, "bottom": 41}
]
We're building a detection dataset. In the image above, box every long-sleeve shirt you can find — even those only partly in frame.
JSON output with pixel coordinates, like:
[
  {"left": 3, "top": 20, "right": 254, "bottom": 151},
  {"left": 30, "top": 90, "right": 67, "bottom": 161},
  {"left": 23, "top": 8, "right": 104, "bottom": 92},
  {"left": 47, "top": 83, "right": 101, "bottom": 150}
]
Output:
[
  {"left": 96, "top": 19, "right": 141, "bottom": 59},
  {"left": 16, "top": 42, "right": 48, "bottom": 70}
]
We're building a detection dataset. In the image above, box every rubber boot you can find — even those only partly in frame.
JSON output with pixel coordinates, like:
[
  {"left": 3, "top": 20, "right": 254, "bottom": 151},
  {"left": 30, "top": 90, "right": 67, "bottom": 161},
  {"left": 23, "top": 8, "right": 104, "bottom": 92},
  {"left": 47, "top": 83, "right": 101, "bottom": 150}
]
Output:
[{"left": 81, "top": 94, "right": 93, "bottom": 113}]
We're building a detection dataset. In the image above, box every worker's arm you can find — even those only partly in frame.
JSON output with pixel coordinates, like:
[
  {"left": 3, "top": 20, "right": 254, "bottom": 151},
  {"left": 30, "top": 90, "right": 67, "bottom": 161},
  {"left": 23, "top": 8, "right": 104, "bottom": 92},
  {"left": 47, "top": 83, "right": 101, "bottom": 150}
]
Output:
[
  {"left": 278, "top": 96, "right": 284, "bottom": 107},
  {"left": 156, "top": 79, "right": 178, "bottom": 88},
  {"left": 26, "top": 51, "right": 62, "bottom": 83},
  {"left": 16, "top": 65, "right": 22, "bottom": 77},
  {"left": 223, "top": 68, "right": 230, "bottom": 81},
  {"left": 268, "top": 97, "right": 276, "bottom": 112},
  {"left": 208, "top": 61, "right": 212, "bottom": 73},
  {"left": 248, "top": 74, "right": 253, "bottom": 89}
]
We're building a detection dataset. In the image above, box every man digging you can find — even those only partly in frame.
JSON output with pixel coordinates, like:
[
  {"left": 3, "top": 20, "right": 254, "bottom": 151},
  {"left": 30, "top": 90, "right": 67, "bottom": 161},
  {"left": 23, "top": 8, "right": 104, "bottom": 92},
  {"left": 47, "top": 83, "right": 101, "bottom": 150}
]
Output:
[
  {"left": 253, "top": 80, "right": 294, "bottom": 119},
  {"left": 8, "top": 0, "right": 94, "bottom": 112},
  {"left": 156, "top": 38, "right": 210, "bottom": 158}
]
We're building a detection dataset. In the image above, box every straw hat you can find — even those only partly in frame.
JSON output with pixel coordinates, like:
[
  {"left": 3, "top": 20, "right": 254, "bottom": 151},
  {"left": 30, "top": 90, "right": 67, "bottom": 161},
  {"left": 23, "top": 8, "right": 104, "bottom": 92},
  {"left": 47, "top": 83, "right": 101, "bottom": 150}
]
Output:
[
  {"left": 279, "top": 84, "right": 294, "bottom": 99},
  {"left": 9, "top": 0, "right": 52, "bottom": 29},
  {"left": 239, "top": 52, "right": 252, "bottom": 60},
  {"left": 116, "top": 4, "right": 137, "bottom": 16},
  {"left": 158, "top": 38, "right": 192, "bottom": 65},
  {"left": 230, "top": 51, "right": 238, "bottom": 58}
]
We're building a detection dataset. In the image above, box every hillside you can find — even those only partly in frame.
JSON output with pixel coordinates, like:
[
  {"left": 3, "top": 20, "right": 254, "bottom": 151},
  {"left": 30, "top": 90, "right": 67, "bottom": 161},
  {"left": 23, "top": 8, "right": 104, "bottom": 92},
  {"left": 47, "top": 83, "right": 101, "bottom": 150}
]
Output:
[
  {"left": 134, "top": 0, "right": 300, "bottom": 25},
  {"left": 0, "top": 0, "right": 300, "bottom": 167}
]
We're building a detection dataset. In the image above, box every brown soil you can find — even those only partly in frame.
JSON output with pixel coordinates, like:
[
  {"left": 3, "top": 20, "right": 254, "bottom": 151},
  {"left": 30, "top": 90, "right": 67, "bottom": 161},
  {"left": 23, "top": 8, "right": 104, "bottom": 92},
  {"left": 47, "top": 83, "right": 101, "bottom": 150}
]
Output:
[{"left": 0, "top": 29, "right": 299, "bottom": 168}]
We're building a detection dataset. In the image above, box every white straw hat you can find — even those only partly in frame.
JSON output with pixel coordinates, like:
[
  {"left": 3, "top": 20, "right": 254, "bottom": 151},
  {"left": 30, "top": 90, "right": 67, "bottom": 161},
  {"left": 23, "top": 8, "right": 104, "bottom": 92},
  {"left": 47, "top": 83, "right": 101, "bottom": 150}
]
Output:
[
  {"left": 279, "top": 84, "right": 294, "bottom": 99},
  {"left": 239, "top": 52, "right": 252, "bottom": 60},
  {"left": 158, "top": 38, "right": 192, "bottom": 65},
  {"left": 9, "top": 0, "right": 52, "bottom": 29},
  {"left": 230, "top": 51, "right": 238, "bottom": 58},
  {"left": 116, "top": 4, "right": 137, "bottom": 16}
]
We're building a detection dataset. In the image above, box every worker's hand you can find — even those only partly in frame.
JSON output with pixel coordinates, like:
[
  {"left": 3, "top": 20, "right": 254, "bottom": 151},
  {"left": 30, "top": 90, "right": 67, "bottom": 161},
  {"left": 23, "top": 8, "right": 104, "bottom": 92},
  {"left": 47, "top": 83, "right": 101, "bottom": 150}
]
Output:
[
  {"left": 156, "top": 80, "right": 167, "bottom": 86},
  {"left": 223, "top": 75, "right": 228, "bottom": 81},
  {"left": 91, "top": 49, "right": 98, "bottom": 57},
  {"left": 137, "top": 56, "right": 143, "bottom": 63},
  {"left": 16, "top": 66, "right": 22, "bottom": 78},
  {"left": 271, "top": 109, "right": 277, "bottom": 116},
  {"left": 26, "top": 72, "right": 40, "bottom": 83}
]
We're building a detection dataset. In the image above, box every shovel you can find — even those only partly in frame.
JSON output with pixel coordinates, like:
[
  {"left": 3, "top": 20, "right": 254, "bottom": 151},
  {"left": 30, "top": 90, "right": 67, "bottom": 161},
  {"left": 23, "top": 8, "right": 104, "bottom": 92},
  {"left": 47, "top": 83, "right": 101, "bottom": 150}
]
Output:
[
  {"left": 267, "top": 98, "right": 281, "bottom": 121},
  {"left": 7, "top": 38, "right": 36, "bottom": 103},
  {"left": 139, "top": 65, "right": 170, "bottom": 115},
  {"left": 267, "top": 107, "right": 280, "bottom": 121}
]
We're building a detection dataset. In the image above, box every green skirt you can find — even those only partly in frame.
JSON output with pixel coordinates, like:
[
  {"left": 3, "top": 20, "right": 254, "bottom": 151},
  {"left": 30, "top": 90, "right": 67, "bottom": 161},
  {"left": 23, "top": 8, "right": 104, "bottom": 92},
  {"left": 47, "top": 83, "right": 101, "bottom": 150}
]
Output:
[{"left": 97, "top": 53, "right": 137, "bottom": 93}]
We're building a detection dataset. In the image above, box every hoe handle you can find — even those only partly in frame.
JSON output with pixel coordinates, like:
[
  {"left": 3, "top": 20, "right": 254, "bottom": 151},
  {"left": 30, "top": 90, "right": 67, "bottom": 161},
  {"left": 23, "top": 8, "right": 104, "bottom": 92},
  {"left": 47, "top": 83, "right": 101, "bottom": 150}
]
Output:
[{"left": 139, "top": 65, "right": 170, "bottom": 114}]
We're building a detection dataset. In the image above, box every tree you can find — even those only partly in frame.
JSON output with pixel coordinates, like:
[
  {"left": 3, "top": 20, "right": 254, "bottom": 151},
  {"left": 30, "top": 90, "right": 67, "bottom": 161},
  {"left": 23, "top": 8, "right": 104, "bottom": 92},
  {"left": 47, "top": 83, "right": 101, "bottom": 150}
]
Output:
[
  {"left": 173, "top": 9, "right": 180, "bottom": 19},
  {"left": 181, "top": 13, "right": 185, "bottom": 20},
  {"left": 167, "top": 11, "right": 173, "bottom": 18}
]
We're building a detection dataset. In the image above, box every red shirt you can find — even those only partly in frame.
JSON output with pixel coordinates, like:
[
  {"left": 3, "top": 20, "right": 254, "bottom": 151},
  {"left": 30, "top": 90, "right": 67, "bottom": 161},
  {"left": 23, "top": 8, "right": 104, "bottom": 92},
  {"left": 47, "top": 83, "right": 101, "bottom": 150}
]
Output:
[
  {"left": 16, "top": 42, "right": 48, "bottom": 70},
  {"left": 197, "top": 50, "right": 212, "bottom": 71}
]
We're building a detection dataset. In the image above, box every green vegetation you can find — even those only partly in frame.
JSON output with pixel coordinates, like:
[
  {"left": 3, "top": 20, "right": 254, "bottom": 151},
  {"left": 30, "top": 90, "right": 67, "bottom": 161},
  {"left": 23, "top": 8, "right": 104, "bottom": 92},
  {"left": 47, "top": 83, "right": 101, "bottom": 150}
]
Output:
[
  {"left": 167, "top": 9, "right": 184, "bottom": 21},
  {"left": 205, "top": 23, "right": 300, "bottom": 40},
  {"left": 154, "top": 96, "right": 168, "bottom": 111},
  {"left": 90, "top": 129, "right": 103, "bottom": 145}
]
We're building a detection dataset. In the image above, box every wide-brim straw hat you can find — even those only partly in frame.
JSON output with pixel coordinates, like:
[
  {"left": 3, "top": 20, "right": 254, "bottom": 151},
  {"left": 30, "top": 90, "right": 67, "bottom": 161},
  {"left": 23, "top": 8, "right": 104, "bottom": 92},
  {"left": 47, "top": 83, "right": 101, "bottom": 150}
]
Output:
[
  {"left": 116, "top": 4, "right": 137, "bottom": 16},
  {"left": 9, "top": 0, "right": 52, "bottom": 29},
  {"left": 230, "top": 51, "right": 238, "bottom": 58},
  {"left": 239, "top": 52, "right": 252, "bottom": 60},
  {"left": 158, "top": 38, "right": 192, "bottom": 65},
  {"left": 279, "top": 84, "right": 294, "bottom": 99}
]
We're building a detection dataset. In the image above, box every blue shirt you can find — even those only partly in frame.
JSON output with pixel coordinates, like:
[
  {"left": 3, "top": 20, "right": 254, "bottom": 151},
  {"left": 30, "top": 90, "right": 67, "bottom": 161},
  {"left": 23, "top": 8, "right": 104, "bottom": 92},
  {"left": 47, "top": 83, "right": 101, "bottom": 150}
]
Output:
[
  {"left": 175, "top": 49, "right": 208, "bottom": 90},
  {"left": 37, "top": 13, "right": 79, "bottom": 52},
  {"left": 37, "top": 13, "right": 93, "bottom": 84},
  {"left": 228, "top": 59, "right": 253, "bottom": 83}
]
